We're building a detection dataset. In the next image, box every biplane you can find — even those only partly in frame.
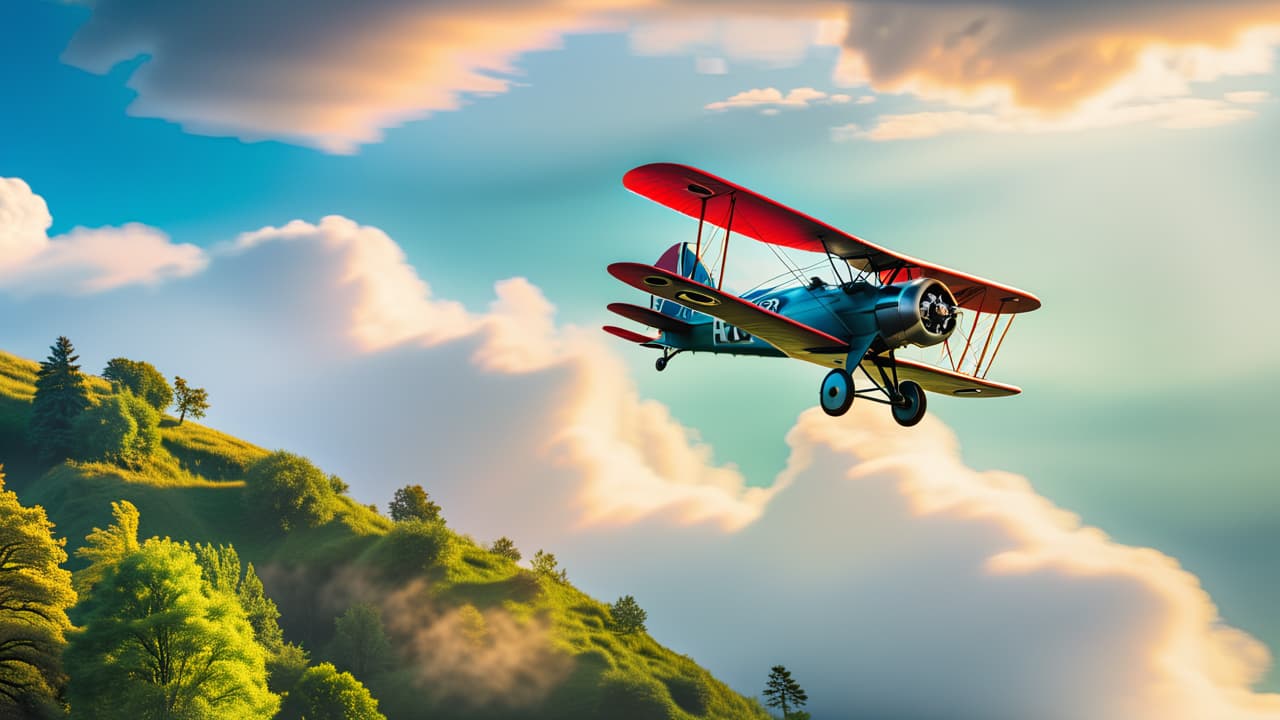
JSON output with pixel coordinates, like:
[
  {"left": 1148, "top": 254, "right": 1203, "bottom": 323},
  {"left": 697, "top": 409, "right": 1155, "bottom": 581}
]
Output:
[{"left": 604, "top": 163, "right": 1041, "bottom": 427}]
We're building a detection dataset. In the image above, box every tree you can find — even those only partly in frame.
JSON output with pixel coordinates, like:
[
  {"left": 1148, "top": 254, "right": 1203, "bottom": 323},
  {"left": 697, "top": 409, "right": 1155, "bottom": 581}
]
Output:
[
  {"left": 73, "top": 391, "right": 161, "bottom": 467},
  {"left": 278, "top": 663, "right": 384, "bottom": 720},
  {"left": 488, "top": 536, "right": 521, "bottom": 562},
  {"left": 762, "top": 665, "right": 808, "bottom": 720},
  {"left": 171, "top": 376, "right": 209, "bottom": 426},
  {"left": 73, "top": 499, "right": 139, "bottom": 596},
  {"left": 531, "top": 549, "right": 567, "bottom": 583},
  {"left": 65, "top": 538, "right": 279, "bottom": 719},
  {"left": 191, "top": 545, "right": 285, "bottom": 654},
  {"left": 102, "top": 358, "right": 172, "bottom": 412},
  {"left": 609, "top": 595, "right": 647, "bottom": 634},
  {"left": 28, "top": 336, "right": 90, "bottom": 460},
  {"left": 387, "top": 484, "right": 440, "bottom": 523},
  {"left": 245, "top": 451, "right": 336, "bottom": 532},
  {"left": 0, "top": 466, "right": 76, "bottom": 718},
  {"left": 375, "top": 519, "right": 457, "bottom": 576},
  {"left": 330, "top": 603, "right": 391, "bottom": 680}
]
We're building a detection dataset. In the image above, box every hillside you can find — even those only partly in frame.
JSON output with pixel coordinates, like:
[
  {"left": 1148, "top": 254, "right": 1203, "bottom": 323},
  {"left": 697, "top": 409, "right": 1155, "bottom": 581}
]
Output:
[{"left": 0, "top": 349, "right": 771, "bottom": 720}]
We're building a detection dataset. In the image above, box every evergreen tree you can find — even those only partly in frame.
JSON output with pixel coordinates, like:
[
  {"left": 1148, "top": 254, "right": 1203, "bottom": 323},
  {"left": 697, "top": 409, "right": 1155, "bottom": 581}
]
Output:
[
  {"left": 330, "top": 603, "right": 392, "bottom": 680},
  {"left": 531, "top": 549, "right": 567, "bottom": 583},
  {"left": 762, "top": 665, "right": 808, "bottom": 719},
  {"left": 28, "top": 336, "right": 90, "bottom": 460},
  {"left": 609, "top": 595, "right": 647, "bottom": 634},
  {"left": 387, "top": 484, "right": 440, "bottom": 522},
  {"left": 73, "top": 499, "right": 139, "bottom": 596},
  {"left": 171, "top": 376, "right": 209, "bottom": 426},
  {"left": 0, "top": 466, "right": 76, "bottom": 718},
  {"left": 488, "top": 536, "right": 521, "bottom": 562},
  {"left": 65, "top": 538, "right": 279, "bottom": 719},
  {"left": 101, "top": 358, "right": 172, "bottom": 412},
  {"left": 239, "top": 563, "right": 285, "bottom": 654},
  {"left": 278, "top": 663, "right": 384, "bottom": 720}
]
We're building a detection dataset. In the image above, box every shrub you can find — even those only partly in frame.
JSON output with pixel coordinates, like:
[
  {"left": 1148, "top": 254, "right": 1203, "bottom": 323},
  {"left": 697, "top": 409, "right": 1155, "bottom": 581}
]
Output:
[
  {"left": 245, "top": 451, "right": 336, "bottom": 531},
  {"left": 596, "top": 669, "right": 677, "bottom": 720},
  {"left": 374, "top": 519, "right": 457, "bottom": 576},
  {"left": 102, "top": 357, "right": 172, "bottom": 411},
  {"left": 73, "top": 391, "right": 161, "bottom": 467}
]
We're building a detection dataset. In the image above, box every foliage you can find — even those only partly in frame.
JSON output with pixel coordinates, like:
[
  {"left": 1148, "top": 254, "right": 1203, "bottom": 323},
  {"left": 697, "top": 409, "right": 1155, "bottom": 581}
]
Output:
[
  {"left": 532, "top": 549, "right": 568, "bottom": 583},
  {"left": 265, "top": 642, "right": 309, "bottom": 695},
  {"left": 28, "top": 336, "right": 90, "bottom": 460},
  {"left": 191, "top": 545, "right": 285, "bottom": 653},
  {"left": 488, "top": 536, "right": 521, "bottom": 562},
  {"left": 330, "top": 603, "right": 392, "bottom": 680},
  {"left": 278, "top": 663, "right": 384, "bottom": 720},
  {"left": 192, "top": 542, "right": 241, "bottom": 595},
  {"left": 373, "top": 518, "right": 456, "bottom": 575},
  {"left": 596, "top": 669, "right": 675, "bottom": 720},
  {"left": 65, "top": 538, "right": 279, "bottom": 719},
  {"left": 387, "top": 484, "right": 440, "bottom": 523},
  {"left": 102, "top": 358, "right": 172, "bottom": 412},
  {"left": 0, "top": 466, "right": 76, "bottom": 718},
  {"left": 763, "top": 665, "right": 808, "bottom": 719},
  {"left": 328, "top": 474, "right": 350, "bottom": 495},
  {"left": 609, "top": 595, "right": 648, "bottom": 634},
  {"left": 73, "top": 391, "right": 161, "bottom": 468},
  {"left": 72, "top": 499, "right": 140, "bottom": 596},
  {"left": 245, "top": 451, "right": 336, "bottom": 532},
  {"left": 171, "top": 376, "right": 209, "bottom": 426}
]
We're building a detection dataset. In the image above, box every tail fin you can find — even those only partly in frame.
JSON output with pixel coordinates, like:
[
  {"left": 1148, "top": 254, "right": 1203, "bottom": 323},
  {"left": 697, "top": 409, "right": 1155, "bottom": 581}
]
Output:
[{"left": 652, "top": 243, "right": 712, "bottom": 321}]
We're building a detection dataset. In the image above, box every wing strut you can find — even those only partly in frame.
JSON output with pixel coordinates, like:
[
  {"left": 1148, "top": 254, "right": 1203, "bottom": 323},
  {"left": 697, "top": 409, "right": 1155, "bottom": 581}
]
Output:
[
  {"left": 718, "top": 193, "right": 737, "bottom": 290},
  {"left": 693, "top": 196, "right": 707, "bottom": 277}
]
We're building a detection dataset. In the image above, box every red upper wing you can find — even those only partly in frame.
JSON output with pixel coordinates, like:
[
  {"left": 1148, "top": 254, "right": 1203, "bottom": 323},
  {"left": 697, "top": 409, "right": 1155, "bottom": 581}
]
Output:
[{"left": 623, "top": 163, "right": 1040, "bottom": 315}]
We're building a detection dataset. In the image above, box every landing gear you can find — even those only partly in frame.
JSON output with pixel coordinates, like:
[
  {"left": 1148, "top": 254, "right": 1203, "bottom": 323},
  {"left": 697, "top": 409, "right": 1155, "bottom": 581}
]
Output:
[
  {"left": 891, "top": 380, "right": 926, "bottom": 427},
  {"left": 819, "top": 368, "right": 854, "bottom": 417},
  {"left": 655, "top": 356, "right": 668, "bottom": 372}
]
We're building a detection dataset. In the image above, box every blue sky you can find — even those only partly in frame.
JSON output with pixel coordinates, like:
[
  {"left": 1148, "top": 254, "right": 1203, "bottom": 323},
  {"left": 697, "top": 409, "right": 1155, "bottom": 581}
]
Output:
[{"left": 3, "top": 2, "right": 1280, "bottom": 717}]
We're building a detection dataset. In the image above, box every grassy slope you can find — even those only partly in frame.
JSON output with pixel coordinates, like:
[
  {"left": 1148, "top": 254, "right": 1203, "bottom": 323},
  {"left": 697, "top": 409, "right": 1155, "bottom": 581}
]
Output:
[{"left": 0, "top": 350, "right": 768, "bottom": 720}]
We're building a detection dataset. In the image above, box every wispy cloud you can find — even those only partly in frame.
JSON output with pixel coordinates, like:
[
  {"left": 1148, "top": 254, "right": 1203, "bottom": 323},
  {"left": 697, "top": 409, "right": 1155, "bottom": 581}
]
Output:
[{"left": 705, "top": 86, "right": 852, "bottom": 112}]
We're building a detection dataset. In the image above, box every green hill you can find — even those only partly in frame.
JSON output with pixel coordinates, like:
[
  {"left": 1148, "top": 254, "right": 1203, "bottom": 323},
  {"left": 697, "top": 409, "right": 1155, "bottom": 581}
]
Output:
[{"left": 0, "top": 349, "right": 769, "bottom": 720}]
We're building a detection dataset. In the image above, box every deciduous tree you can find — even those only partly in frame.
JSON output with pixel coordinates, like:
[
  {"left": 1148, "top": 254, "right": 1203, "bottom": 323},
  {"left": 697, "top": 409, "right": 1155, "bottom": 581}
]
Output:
[
  {"left": 609, "top": 595, "right": 647, "bottom": 634},
  {"left": 388, "top": 484, "right": 440, "bottom": 523},
  {"left": 171, "top": 376, "right": 209, "bottom": 426},
  {"left": 73, "top": 499, "right": 139, "bottom": 596},
  {"left": 488, "top": 536, "right": 521, "bottom": 562},
  {"left": 73, "top": 391, "right": 161, "bottom": 467},
  {"left": 65, "top": 538, "right": 279, "bottom": 719},
  {"left": 102, "top": 358, "right": 172, "bottom": 412},
  {"left": 278, "top": 663, "right": 384, "bottom": 720},
  {"left": 531, "top": 549, "right": 567, "bottom": 583},
  {"left": 0, "top": 467, "right": 76, "bottom": 718},
  {"left": 245, "top": 451, "right": 336, "bottom": 532},
  {"left": 330, "top": 603, "right": 391, "bottom": 680},
  {"left": 28, "top": 336, "right": 90, "bottom": 460}
]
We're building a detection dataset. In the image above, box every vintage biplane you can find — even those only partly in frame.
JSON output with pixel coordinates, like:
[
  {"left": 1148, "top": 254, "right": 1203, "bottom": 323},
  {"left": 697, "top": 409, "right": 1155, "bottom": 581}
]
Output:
[{"left": 604, "top": 163, "right": 1041, "bottom": 427}]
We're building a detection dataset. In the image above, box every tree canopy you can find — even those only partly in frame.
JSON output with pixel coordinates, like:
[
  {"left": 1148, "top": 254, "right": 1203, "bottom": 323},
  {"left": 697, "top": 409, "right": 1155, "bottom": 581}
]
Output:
[
  {"left": 0, "top": 467, "right": 76, "bottom": 718},
  {"left": 387, "top": 484, "right": 440, "bottom": 523},
  {"left": 171, "top": 376, "right": 209, "bottom": 426},
  {"left": 374, "top": 518, "right": 457, "bottom": 576},
  {"left": 102, "top": 358, "right": 172, "bottom": 412},
  {"left": 245, "top": 451, "right": 336, "bottom": 532},
  {"left": 762, "top": 665, "right": 808, "bottom": 719},
  {"left": 531, "top": 549, "right": 567, "bottom": 583},
  {"left": 330, "top": 603, "right": 391, "bottom": 680},
  {"left": 73, "top": 391, "right": 161, "bottom": 467},
  {"left": 278, "top": 663, "right": 384, "bottom": 720},
  {"left": 65, "top": 538, "right": 278, "bottom": 719},
  {"left": 73, "top": 499, "right": 140, "bottom": 596},
  {"left": 488, "top": 536, "right": 521, "bottom": 562},
  {"left": 28, "top": 336, "right": 90, "bottom": 460},
  {"left": 609, "top": 595, "right": 647, "bottom": 635}
]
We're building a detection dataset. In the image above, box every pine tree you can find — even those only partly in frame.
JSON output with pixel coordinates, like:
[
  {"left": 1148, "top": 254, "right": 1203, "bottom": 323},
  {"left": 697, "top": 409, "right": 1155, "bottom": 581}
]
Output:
[
  {"left": 28, "top": 336, "right": 90, "bottom": 460},
  {"left": 763, "top": 665, "right": 808, "bottom": 719},
  {"left": 172, "top": 375, "right": 209, "bottom": 425},
  {"left": 0, "top": 466, "right": 77, "bottom": 718},
  {"left": 609, "top": 595, "right": 647, "bottom": 634}
]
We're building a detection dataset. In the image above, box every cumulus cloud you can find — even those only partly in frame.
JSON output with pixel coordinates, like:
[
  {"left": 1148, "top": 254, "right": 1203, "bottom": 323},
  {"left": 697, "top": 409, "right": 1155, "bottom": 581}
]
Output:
[
  {"left": 0, "top": 178, "right": 206, "bottom": 294},
  {"left": 3, "top": 200, "right": 1279, "bottom": 718}
]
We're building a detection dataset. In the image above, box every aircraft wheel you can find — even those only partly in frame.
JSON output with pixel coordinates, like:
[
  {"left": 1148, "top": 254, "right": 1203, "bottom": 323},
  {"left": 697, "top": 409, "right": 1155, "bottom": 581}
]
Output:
[
  {"left": 891, "top": 380, "right": 927, "bottom": 427},
  {"left": 819, "top": 368, "right": 854, "bottom": 417},
  {"left": 655, "top": 356, "right": 668, "bottom": 372}
]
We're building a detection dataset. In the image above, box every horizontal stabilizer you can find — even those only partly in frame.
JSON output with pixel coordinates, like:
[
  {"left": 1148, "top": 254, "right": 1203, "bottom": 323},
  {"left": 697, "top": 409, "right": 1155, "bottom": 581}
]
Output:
[
  {"left": 607, "top": 303, "right": 695, "bottom": 334},
  {"left": 602, "top": 325, "right": 660, "bottom": 345}
]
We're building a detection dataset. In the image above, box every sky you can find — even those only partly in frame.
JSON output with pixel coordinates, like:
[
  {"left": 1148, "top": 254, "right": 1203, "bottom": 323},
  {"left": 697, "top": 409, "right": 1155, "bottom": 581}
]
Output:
[{"left": 1, "top": 1, "right": 1279, "bottom": 718}]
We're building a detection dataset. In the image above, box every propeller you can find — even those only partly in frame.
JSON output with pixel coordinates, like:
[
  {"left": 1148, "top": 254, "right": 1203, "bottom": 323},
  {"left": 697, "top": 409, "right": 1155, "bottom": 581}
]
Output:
[{"left": 919, "top": 288, "right": 957, "bottom": 335}]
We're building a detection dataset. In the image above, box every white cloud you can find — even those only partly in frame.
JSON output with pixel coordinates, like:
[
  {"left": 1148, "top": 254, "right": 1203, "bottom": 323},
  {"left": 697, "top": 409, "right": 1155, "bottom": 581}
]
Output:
[
  {"left": 1227, "top": 90, "right": 1272, "bottom": 104},
  {"left": 705, "top": 86, "right": 849, "bottom": 112},
  {"left": 0, "top": 178, "right": 206, "bottom": 295},
  {"left": 3, "top": 201, "right": 1279, "bottom": 718}
]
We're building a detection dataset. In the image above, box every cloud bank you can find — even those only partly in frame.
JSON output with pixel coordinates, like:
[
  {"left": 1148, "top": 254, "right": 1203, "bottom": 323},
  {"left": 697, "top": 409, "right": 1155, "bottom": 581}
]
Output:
[
  {"left": 2, "top": 182, "right": 1278, "bottom": 718},
  {"left": 58, "top": 1, "right": 1280, "bottom": 150}
]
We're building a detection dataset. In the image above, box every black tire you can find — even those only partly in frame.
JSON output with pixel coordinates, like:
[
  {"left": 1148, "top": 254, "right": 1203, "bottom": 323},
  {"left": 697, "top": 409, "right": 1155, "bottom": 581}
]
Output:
[
  {"left": 819, "top": 368, "right": 854, "bottom": 417},
  {"left": 655, "top": 356, "right": 668, "bottom": 372},
  {"left": 891, "top": 380, "right": 927, "bottom": 427}
]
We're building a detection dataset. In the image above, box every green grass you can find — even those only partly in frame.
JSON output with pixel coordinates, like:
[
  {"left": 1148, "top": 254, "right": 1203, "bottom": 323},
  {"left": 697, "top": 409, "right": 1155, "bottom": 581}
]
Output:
[{"left": 0, "top": 347, "right": 769, "bottom": 720}]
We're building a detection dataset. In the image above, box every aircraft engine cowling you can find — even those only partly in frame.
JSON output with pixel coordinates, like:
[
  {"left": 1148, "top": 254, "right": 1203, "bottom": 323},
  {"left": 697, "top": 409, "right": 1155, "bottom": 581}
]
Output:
[{"left": 875, "top": 278, "right": 959, "bottom": 348}]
